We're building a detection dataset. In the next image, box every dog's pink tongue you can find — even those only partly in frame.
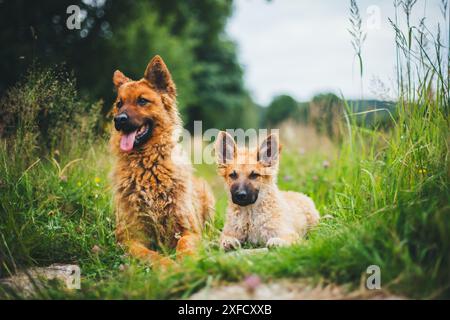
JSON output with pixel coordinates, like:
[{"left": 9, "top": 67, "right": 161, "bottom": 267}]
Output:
[{"left": 120, "top": 131, "right": 137, "bottom": 152}]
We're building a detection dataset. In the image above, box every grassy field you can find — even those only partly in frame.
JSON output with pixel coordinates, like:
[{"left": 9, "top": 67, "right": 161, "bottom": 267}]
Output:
[
  {"left": 0, "top": 3, "right": 449, "bottom": 299},
  {"left": 0, "top": 96, "right": 448, "bottom": 299}
]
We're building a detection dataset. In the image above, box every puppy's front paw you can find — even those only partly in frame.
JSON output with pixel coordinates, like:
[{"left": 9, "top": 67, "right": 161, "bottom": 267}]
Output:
[
  {"left": 221, "top": 236, "right": 241, "bottom": 251},
  {"left": 266, "top": 237, "right": 288, "bottom": 248}
]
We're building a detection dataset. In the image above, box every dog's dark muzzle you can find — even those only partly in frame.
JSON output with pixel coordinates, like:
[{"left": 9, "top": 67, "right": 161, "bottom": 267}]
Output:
[
  {"left": 231, "top": 184, "right": 259, "bottom": 207},
  {"left": 114, "top": 113, "right": 136, "bottom": 132}
]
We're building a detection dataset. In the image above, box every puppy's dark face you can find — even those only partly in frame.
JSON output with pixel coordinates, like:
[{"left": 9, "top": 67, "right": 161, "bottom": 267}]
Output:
[
  {"left": 228, "top": 170, "right": 261, "bottom": 206},
  {"left": 111, "top": 55, "right": 177, "bottom": 153},
  {"left": 216, "top": 132, "right": 281, "bottom": 208}
]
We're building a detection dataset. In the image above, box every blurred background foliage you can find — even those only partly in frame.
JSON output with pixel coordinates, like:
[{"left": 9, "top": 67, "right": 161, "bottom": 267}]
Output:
[
  {"left": 0, "top": 0, "right": 393, "bottom": 135},
  {"left": 0, "top": 0, "right": 257, "bottom": 130}
]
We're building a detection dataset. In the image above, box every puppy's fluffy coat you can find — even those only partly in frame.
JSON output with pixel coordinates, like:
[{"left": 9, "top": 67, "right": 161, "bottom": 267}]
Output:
[{"left": 215, "top": 131, "right": 319, "bottom": 250}]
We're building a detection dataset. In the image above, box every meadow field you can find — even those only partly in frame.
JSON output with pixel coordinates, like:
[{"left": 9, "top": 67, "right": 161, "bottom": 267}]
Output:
[
  {"left": 0, "top": 77, "right": 448, "bottom": 298},
  {"left": 0, "top": 0, "right": 449, "bottom": 299}
]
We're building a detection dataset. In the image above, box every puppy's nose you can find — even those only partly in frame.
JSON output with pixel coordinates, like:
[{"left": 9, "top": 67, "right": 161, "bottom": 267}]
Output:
[
  {"left": 114, "top": 113, "right": 129, "bottom": 131},
  {"left": 235, "top": 190, "right": 248, "bottom": 201}
]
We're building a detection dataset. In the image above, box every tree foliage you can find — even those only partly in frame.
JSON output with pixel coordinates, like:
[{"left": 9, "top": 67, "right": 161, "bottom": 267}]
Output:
[
  {"left": 265, "top": 95, "right": 304, "bottom": 126},
  {"left": 0, "top": 0, "right": 256, "bottom": 129}
]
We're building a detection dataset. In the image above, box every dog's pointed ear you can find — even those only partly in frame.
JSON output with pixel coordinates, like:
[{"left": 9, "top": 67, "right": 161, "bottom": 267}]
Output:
[
  {"left": 215, "top": 131, "right": 236, "bottom": 166},
  {"left": 258, "top": 134, "right": 281, "bottom": 167},
  {"left": 113, "top": 70, "right": 130, "bottom": 89},
  {"left": 144, "top": 55, "right": 176, "bottom": 96}
]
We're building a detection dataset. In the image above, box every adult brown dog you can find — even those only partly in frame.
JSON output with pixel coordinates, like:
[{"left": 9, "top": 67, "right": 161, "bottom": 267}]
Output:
[{"left": 110, "top": 55, "right": 215, "bottom": 267}]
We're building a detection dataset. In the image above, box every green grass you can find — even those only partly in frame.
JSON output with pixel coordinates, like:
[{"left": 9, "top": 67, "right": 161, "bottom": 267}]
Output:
[{"left": 0, "top": 95, "right": 448, "bottom": 299}]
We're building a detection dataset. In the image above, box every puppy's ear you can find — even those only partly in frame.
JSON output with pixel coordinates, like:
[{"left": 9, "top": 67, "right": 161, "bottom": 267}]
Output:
[
  {"left": 215, "top": 131, "right": 236, "bottom": 166},
  {"left": 113, "top": 70, "right": 130, "bottom": 89},
  {"left": 144, "top": 55, "right": 176, "bottom": 96},
  {"left": 258, "top": 134, "right": 280, "bottom": 167}
]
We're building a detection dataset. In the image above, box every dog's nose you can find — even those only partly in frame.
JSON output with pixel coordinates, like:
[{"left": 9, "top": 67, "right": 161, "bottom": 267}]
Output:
[
  {"left": 231, "top": 187, "right": 258, "bottom": 206},
  {"left": 114, "top": 113, "right": 129, "bottom": 131},
  {"left": 235, "top": 190, "right": 248, "bottom": 201}
]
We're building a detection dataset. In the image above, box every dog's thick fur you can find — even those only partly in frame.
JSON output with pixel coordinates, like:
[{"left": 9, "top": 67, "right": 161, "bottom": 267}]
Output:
[
  {"left": 215, "top": 131, "right": 319, "bottom": 250},
  {"left": 110, "top": 56, "right": 214, "bottom": 266}
]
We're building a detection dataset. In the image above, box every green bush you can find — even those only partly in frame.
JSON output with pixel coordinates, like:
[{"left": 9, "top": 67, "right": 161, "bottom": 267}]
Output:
[
  {"left": 264, "top": 95, "right": 304, "bottom": 126},
  {"left": 0, "top": 66, "right": 103, "bottom": 158},
  {"left": 0, "top": 68, "right": 111, "bottom": 279},
  {"left": 309, "top": 93, "right": 343, "bottom": 140}
]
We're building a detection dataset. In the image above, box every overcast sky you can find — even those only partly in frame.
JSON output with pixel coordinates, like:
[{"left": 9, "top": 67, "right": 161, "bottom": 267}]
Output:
[{"left": 227, "top": 0, "right": 447, "bottom": 105}]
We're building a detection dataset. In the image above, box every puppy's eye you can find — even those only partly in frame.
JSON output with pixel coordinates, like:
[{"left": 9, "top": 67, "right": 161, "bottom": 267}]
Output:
[
  {"left": 137, "top": 97, "right": 149, "bottom": 106},
  {"left": 249, "top": 171, "right": 260, "bottom": 180},
  {"left": 229, "top": 171, "right": 238, "bottom": 180},
  {"left": 116, "top": 100, "right": 123, "bottom": 109}
]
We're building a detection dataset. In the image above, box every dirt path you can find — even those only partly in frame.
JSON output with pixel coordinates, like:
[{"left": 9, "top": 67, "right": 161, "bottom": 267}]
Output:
[
  {"left": 190, "top": 278, "right": 403, "bottom": 300},
  {"left": 1, "top": 262, "right": 403, "bottom": 299},
  {"left": 192, "top": 249, "right": 403, "bottom": 300}
]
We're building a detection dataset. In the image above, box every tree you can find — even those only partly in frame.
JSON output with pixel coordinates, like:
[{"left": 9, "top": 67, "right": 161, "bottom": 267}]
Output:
[
  {"left": 309, "top": 93, "right": 343, "bottom": 140},
  {"left": 265, "top": 95, "right": 300, "bottom": 126},
  {"left": 0, "top": 0, "right": 257, "bottom": 130}
]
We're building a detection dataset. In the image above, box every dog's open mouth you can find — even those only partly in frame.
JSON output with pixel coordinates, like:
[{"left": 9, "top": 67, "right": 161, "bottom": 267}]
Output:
[{"left": 120, "top": 122, "right": 153, "bottom": 152}]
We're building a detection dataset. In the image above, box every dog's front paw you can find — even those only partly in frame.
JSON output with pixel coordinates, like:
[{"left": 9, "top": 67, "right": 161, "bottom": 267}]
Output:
[
  {"left": 221, "top": 236, "right": 241, "bottom": 251},
  {"left": 266, "top": 237, "right": 288, "bottom": 248}
]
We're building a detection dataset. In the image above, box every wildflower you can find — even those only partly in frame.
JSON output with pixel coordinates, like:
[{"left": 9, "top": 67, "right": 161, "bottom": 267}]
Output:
[
  {"left": 322, "top": 160, "right": 330, "bottom": 169},
  {"left": 94, "top": 177, "right": 101, "bottom": 184},
  {"left": 60, "top": 175, "right": 67, "bottom": 183},
  {"left": 91, "top": 245, "right": 101, "bottom": 254},
  {"left": 312, "top": 175, "right": 319, "bottom": 181},
  {"left": 118, "top": 264, "right": 128, "bottom": 272},
  {"left": 244, "top": 275, "right": 261, "bottom": 294},
  {"left": 418, "top": 168, "right": 427, "bottom": 174}
]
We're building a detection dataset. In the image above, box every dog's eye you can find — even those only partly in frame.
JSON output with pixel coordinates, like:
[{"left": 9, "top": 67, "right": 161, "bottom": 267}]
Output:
[
  {"left": 137, "top": 97, "right": 149, "bottom": 106},
  {"left": 116, "top": 100, "right": 123, "bottom": 109},
  {"left": 249, "top": 171, "right": 260, "bottom": 180},
  {"left": 229, "top": 171, "right": 238, "bottom": 180}
]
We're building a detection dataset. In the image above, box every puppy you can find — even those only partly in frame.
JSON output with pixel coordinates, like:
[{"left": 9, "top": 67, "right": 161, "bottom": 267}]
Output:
[{"left": 215, "top": 131, "right": 319, "bottom": 250}]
